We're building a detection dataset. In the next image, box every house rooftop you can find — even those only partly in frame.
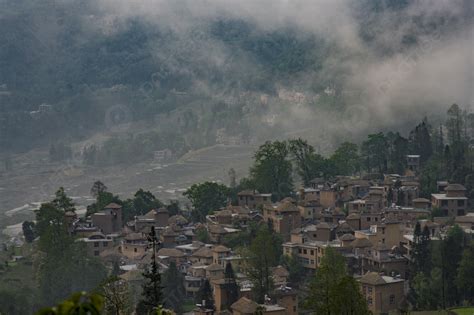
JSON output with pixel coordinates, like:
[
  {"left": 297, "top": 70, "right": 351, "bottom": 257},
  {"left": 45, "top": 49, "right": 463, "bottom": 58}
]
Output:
[{"left": 359, "top": 272, "right": 404, "bottom": 285}]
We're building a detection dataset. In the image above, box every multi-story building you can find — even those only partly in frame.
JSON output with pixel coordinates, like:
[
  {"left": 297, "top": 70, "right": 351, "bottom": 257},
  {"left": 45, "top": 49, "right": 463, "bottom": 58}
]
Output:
[
  {"left": 282, "top": 240, "right": 345, "bottom": 270},
  {"left": 431, "top": 183, "right": 468, "bottom": 216},
  {"left": 91, "top": 203, "right": 123, "bottom": 235},
  {"left": 264, "top": 201, "right": 302, "bottom": 241},
  {"left": 359, "top": 272, "right": 405, "bottom": 315},
  {"left": 237, "top": 190, "right": 272, "bottom": 209},
  {"left": 78, "top": 232, "right": 114, "bottom": 257}
]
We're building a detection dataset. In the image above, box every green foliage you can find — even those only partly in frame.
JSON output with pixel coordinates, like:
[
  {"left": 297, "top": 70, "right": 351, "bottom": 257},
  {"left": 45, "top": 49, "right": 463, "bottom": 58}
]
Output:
[
  {"left": 361, "top": 132, "right": 388, "bottom": 174},
  {"left": 0, "top": 288, "right": 34, "bottom": 315},
  {"left": 22, "top": 220, "right": 36, "bottom": 243},
  {"left": 35, "top": 202, "right": 72, "bottom": 254},
  {"left": 195, "top": 227, "right": 211, "bottom": 243},
  {"left": 250, "top": 140, "right": 293, "bottom": 200},
  {"left": 53, "top": 187, "right": 76, "bottom": 213},
  {"left": 35, "top": 190, "right": 107, "bottom": 308},
  {"left": 222, "top": 263, "right": 239, "bottom": 309},
  {"left": 36, "top": 292, "right": 104, "bottom": 315},
  {"left": 409, "top": 119, "right": 433, "bottom": 164},
  {"left": 162, "top": 262, "right": 185, "bottom": 313},
  {"left": 139, "top": 229, "right": 162, "bottom": 315},
  {"left": 243, "top": 225, "right": 278, "bottom": 303},
  {"left": 99, "top": 276, "right": 131, "bottom": 315},
  {"left": 412, "top": 268, "right": 444, "bottom": 310},
  {"left": 86, "top": 191, "right": 122, "bottom": 217},
  {"left": 456, "top": 241, "right": 474, "bottom": 304},
  {"left": 410, "top": 222, "right": 432, "bottom": 278},
  {"left": 183, "top": 182, "right": 230, "bottom": 222},
  {"left": 330, "top": 141, "right": 361, "bottom": 176},
  {"left": 280, "top": 255, "right": 305, "bottom": 286},
  {"left": 90, "top": 181, "right": 108, "bottom": 198},
  {"left": 196, "top": 279, "right": 214, "bottom": 310},
  {"left": 304, "top": 247, "right": 370, "bottom": 314}
]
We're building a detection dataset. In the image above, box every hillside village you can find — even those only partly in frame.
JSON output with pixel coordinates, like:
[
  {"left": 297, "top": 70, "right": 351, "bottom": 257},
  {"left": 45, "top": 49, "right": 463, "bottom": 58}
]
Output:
[
  {"left": 2, "top": 105, "right": 474, "bottom": 314},
  {"left": 65, "top": 170, "right": 473, "bottom": 314}
]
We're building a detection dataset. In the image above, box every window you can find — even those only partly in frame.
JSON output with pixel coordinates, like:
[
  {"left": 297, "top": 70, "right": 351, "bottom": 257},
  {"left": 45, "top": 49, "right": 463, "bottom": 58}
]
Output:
[
  {"left": 134, "top": 248, "right": 137, "bottom": 253},
  {"left": 303, "top": 249, "right": 307, "bottom": 254},
  {"left": 368, "top": 287, "right": 373, "bottom": 294},
  {"left": 382, "top": 238, "right": 385, "bottom": 244},
  {"left": 310, "top": 250, "right": 314, "bottom": 255},
  {"left": 458, "top": 200, "right": 465, "bottom": 207},
  {"left": 375, "top": 217, "right": 378, "bottom": 222},
  {"left": 367, "top": 217, "right": 371, "bottom": 222},
  {"left": 103, "top": 242, "right": 108, "bottom": 247},
  {"left": 94, "top": 242, "right": 99, "bottom": 248},
  {"left": 441, "top": 200, "right": 448, "bottom": 207},
  {"left": 94, "top": 251, "right": 99, "bottom": 256},
  {"left": 368, "top": 297, "right": 373, "bottom": 305},
  {"left": 390, "top": 295, "right": 395, "bottom": 304}
]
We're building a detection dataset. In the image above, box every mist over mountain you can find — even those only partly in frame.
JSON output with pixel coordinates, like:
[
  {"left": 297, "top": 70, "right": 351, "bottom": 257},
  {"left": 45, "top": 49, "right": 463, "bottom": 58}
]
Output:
[{"left": 0, "top": 0, "right": 472, "bottom": 154}]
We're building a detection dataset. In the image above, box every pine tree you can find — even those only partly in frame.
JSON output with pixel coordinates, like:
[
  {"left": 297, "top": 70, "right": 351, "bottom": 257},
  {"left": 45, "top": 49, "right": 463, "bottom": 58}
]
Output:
[
  {"left": 138, "top": 227, "right": 162, "bottom": 314},
  {"left": 223, "top": 262, "right": 239, "bottom": 310},
  {"left": 162, "top": 262, "right": 185, "bottom": 313},
  {"left": 196, "top": 279, "right": 214, "bottom": 310}
]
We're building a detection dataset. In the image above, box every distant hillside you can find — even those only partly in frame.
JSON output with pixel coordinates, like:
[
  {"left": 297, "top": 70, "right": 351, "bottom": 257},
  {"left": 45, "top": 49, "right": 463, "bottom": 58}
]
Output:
[{"left": 0, "top": 0, "right": 471, "bottom": 154}]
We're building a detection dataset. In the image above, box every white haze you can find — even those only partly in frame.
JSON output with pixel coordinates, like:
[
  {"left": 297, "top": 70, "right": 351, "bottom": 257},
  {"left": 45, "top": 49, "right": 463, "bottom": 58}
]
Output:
[{"left": 87, "top": 0, "right": 473, "bottom": 146}]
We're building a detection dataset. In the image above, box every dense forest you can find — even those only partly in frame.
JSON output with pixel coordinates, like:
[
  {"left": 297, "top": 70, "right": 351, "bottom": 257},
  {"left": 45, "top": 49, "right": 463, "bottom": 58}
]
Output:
[{"left": 0, "top": 0, "right": 471, "bottom": 156}]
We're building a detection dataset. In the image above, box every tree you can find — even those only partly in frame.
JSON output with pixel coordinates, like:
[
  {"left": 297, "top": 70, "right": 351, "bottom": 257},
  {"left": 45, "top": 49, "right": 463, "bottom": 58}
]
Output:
[
  {"left": 386, "top": 132, "right": 409, "bottom": 174},
  {"left": 409, "top": 120, "right": 433, "bottom": 164},
  {"left": 22, "top": 220, "right": 36, "bottom": 243},
  {"left": 195, "top": 226, "right": 211, "bottom": 243},
  {"left": 35, "top": 192, "right": 107, "bottom": 307},
  {"left": 280, "top": 255, "right": 304, "bottom": 286},
  {"left": 228, "top": 168, "right": 237, "bottom": 188},
  {"left": 162, "top": 262, "right": 185, "bottom": 313},
  {"left": 251, "top": 140, "right": 293, "bottom": 200},
  {"left": 410, "top": 222, "right": 431, "bottom": 279},
  {"left": 133, "top": 189, "right": 163, "bottom": 216},
  {"left": 53, "top": 187, "right": 76, "bottom": 212},
  {"left": 288, "top": 138, "right": 319, "bottom": 185},
  {"left": 330, "top": 142, "right": 361, "bottom": 175},
  {"left": 38, "top": 241, "right": 107, "bottom": 307},
  {"left": 412, "top": 268, "right": 443, "bottom": 310},
  {"left": 196, "top": 279, "right": 214, "bottom": 310},
  {"left": 439, "top": 225, "right": 465, "bottom": 307},
  {"left": 100, "top": 276, "right": 131, "bottom": 315},
  {"left": 305, "top": 247, "right": 370, "bottom": 315},
  {"left": 222, "top": 262, "right": 239, "bottom": 310},
  {"left": 456, "top": 241, "right": 474, "bottom": 303},
  {"left": 35, "top": 202, "right": 72, "bottom": 254},
  {"left": 86, "top": 191, "right": 122, "bottom": 217},
  {"left": 184, "top": 182, "right": 230, "bottom": 222},
  {"left": 139, "top": 227, "right": 162, "bottom": 314},
  {"left": 165, "top": 200, "right": 180, "bottom": 216},
  {"left": 91, "top": 180, "right": 108, "bottom": 198},
  {"left": 37, "top": 292, "right": 103, "bottom": 315},
  {"left": 244, "top": 225, "right": 277, "bottom": 303},
  {"left": 361, "top": 132, "right": 388, "bottom": 174}
]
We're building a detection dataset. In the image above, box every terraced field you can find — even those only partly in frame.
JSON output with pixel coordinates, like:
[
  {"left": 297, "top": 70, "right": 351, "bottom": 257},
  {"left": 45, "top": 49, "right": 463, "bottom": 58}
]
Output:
[{"left": 0, "top": 144, "right": 254, "bottom": 242}]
